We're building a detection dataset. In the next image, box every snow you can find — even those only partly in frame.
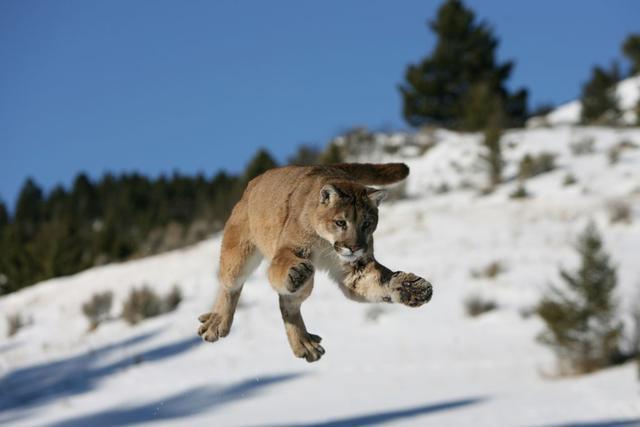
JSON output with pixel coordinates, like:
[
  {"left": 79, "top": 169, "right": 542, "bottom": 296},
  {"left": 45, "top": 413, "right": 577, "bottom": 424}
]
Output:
[{"left": 1, "top": 125, "right": 640, "bottom": 426}]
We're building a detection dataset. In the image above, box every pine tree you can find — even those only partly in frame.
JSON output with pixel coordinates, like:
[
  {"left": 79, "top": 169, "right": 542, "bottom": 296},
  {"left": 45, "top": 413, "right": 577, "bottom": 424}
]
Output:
[
  {"left": 0, "top": 200, "right": 8, "bottom": 231},
  {"left": 580, "top": 64, "right": 621, "bottom": 124},
  {"left": 319, "top": 143, "right": 344, "bottom": 165},
  {"left": 242, "top": 149, "right": 278, "bottom": 183},
  {"left": 537, "top": 222, "right": 622, "bottom": 374},
  {"left": 622, "top": 33, "right": 640, "bottom": 75},
  {"left": 399, "top": 0, "right": 527, "bottom": 130},
  {"left": 288, "top": 144, "right": 321, "bottom": 166}
]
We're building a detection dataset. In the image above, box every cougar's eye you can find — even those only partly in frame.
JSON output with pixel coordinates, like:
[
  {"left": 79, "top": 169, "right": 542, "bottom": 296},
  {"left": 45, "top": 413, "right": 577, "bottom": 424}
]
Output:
[{"left": 334, "top": 219, "right": 346, "bottom": 228}]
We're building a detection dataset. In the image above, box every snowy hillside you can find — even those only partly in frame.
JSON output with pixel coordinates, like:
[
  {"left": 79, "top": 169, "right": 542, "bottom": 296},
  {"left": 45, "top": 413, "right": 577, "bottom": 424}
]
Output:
[
  {"left": 529, "top": 75, "right": 640, "bottom": 126},
  {"left": 1, "top": 126, "right": 640, "bottom": 426}
]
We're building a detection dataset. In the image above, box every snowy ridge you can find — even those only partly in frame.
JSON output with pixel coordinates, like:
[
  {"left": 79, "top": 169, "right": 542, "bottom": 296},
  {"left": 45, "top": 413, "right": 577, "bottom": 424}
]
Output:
[
  {"left": 529, "top": 75, "right": 640, "bottom": 126},
  {"left": 1, "top": 126, "right": 640, "bottom": 426}
]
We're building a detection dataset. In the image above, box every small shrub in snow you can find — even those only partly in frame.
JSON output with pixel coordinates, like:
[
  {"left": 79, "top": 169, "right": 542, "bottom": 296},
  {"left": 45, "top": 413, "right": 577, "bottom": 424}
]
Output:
[
  {"left": 470, "top": 260, "right": 505, "bottom": 279},
  {"left": 517, "top": 152, "right": 556, "bottom": 180},
  {"left": 536, "top": 222, "right": 623, "bottom": 375},
  {"left": 122, "top": 286, "right": 163, "bottom": 325},
  {"left": 163, "top": 286, "right": 183, "bottom": 312},
  {"left": 82, "top": 291, "right": 113, "bottom": 331},
  {"left": 122, "top": 285, "right": 183, "bottom": 325},
  {"left": 510, "top": 184, "right": 530, "bottom": 199},
  {"left": 563, "top": 173, "right": 577, "bottom": 186},
  {"left": 608, "top": 140, "right": 638, "bottom": 165},
  {"left": 607, "top": 145, "right": 622, "bottom": 165},
  {"left": 480, "top": 118, "right": 503, "bottom": 188},
  {"left": 627, "top": 290, "right": 640, "bottom": 364},
  {"left": 607, "top": 200, "right": 632, "bottom": 224},
  {"left": 464, "top": 295, "right": 498, "bottom": 317},
  {"left": 570, "top": 138, "right": 595, "bottom": 156},
  {"left": 435, "top": 183, "right": 450, "bottom": 194},
  {"left": 6, "top": 313, "right": 25, "bottom": 337}
]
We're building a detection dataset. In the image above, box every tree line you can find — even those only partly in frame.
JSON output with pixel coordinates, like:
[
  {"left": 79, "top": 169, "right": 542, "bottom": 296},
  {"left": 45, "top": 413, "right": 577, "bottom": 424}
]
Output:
[{"left": 0, "top": 145, "right": 342, "bottom": 294}]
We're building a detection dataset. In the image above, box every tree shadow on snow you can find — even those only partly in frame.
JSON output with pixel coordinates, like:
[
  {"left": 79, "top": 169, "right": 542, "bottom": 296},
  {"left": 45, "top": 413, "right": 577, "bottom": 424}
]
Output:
[
  {"left": 545, "top": 420, "right": 640, "bottom": 427},
  {"left": 261, "top": 397, "right": 485, "bottom": 427},
  {"left": 0, "top": 328, "right": 202, "bottom": 419},
  {"left": 44, "top": 372, "right": 303, "bottom": 427}
]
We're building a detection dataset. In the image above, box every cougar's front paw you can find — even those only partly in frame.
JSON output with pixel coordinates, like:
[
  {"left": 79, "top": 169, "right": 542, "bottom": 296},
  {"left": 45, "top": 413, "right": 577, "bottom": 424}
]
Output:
[
  {"left": 286, "top": 261, "right": 314, "bottom": 293},
  {"left": 390, "top": 272, "right": 433, "bottom": 307},
  {"left": 197, "top": 312, "right": 231, "bottom": 342},
  {"left": 291, "top": 333, "right": 325, "bottom": 363}
]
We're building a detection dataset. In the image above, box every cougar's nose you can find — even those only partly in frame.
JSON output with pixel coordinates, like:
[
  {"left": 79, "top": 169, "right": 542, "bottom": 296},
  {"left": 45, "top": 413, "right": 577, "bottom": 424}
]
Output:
[{"left": 347, "top": 245, "right": 362, "bottom": 253}]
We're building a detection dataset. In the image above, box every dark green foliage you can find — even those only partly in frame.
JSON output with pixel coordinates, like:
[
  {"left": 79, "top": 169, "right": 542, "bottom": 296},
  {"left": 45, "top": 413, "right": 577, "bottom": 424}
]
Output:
[
  {"left": 622, "top": 33, "right": 640, "bottom": 75},
  {"left": 0, "top": 170, "right": 243, "bottom": 295},
  {"left": 518, "top": 152, "right": 557, "bottom": 180},
  {"left": 509, "top": 184, "right": 529, "bottom": 199},
  {"left": 319, "top": 143, "right": 344, "bottom": 165},
  {"left": 0, "top": 200, "right": 8, "bottom": 230},
  {"left": 288, "top": 144, "right": 321, "bottom": 166},
  {"left": 580, "top": 64, "right": 621, "bottom": 124},
  {"left": 82, "top": 291, "right": 113, "bottom": 330},
  {"left": 399, "top": 0, "right": 527, "bottom": 130},
  {"left": 529, "top": 103, "right": 555, "bottom": 118},
  {"left": 242, "top": 149, "right": 278, "bottom": 184},
  {"left": 563, "top": 173, "right": 577, "bottom": 186},
  {"left": 536, "top": 222, "right": 622, "bottom": 374}
]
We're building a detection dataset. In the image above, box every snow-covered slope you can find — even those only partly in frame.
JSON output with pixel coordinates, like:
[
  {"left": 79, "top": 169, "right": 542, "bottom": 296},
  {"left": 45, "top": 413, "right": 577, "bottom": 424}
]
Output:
[
  {"left": 529, "top": 75, "right": 640, "bottom": 126},
  {"left": 1, "top": 126, "right": 640, "bottom": 426}
]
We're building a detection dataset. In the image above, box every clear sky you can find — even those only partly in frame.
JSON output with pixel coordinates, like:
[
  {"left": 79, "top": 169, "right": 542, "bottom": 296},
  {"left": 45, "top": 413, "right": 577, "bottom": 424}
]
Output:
[{"left": 1, "top": 0, "right": 638, "bottom": 207}]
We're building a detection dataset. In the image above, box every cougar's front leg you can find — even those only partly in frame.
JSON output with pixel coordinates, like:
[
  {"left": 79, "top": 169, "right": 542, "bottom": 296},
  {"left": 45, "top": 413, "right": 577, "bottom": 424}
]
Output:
[
  {"left": 268, "top": 247, "right": 314, "bottom": 294},
  {"left": 279, "top": 292, "right": 325, "bottom": 363},
  {"left": 268, "top": 247, "right": 324, "bottom": 362},
  {"left": 341, "top": 258, "right": 433, "bottom": 307}
]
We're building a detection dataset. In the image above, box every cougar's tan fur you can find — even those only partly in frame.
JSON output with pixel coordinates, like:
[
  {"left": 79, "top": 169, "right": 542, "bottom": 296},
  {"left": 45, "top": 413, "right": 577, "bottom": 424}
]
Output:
[{"left": 198, "top": 163, "right": 432, "bottom": 362}]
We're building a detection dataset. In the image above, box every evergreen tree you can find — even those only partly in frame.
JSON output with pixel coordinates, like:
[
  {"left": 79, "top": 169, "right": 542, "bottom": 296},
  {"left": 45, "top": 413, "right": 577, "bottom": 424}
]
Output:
[
  {"left": 622, "top": 33, "right": 640, "bottom": 75},
  {"left": 580, "top": 64, "right": 621, "bottom": 124},
  {"left": 242, "top": 149, "right": 278, "bottom": 183},
  {"left": 288, "top": 144, "right": 321, "bottom": 166},
  {"left": 319, "top": 143, "right": 344, "bottom": 165},
  {"left": 0, "top": 200, "right": 8, "bottom": 231},
  {"left": 537, "top": 222, "right": 622, "bottom": 374},
  {"left": 399, "top": 0, "right": 527, "bottom": 130},
  {"left": 14, "top": 178, "right": 44, "bottom": 225}
]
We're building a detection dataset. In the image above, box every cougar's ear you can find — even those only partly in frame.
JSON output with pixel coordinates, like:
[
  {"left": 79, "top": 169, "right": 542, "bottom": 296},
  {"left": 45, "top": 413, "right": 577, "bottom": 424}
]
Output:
[
  {"left": 320, "top": 184, "right": 343, "bottom": 205},
  {"left": 367, "top": 188, "right": 387, "bottom": 206}
]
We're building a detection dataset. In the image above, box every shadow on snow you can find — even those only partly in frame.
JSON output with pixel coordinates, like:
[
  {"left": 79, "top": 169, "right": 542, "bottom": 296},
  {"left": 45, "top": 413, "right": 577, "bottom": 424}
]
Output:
[
  {"left": 260, "top": 397, "right": 485, "bottom": 427},
  {"left": 44, "top": 373, "right": 303, "bottom": 427},
  {"left": 0, "top": 328, "right": 201, "bottom": 416},
  {"left": 545, "top": 420, "right": 640, "bottom": 427}
]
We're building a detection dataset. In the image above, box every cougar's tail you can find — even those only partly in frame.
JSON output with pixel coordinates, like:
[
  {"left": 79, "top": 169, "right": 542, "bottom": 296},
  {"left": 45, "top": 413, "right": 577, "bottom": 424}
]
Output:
[{"left": 331, "top": 163, "right": 409, "bottom": 186}]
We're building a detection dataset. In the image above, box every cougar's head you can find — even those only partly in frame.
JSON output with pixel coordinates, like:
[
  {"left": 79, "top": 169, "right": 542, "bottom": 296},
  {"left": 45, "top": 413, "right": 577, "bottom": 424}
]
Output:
[{"left": 314, "top": 181, "right": 386, "bottom": 263}]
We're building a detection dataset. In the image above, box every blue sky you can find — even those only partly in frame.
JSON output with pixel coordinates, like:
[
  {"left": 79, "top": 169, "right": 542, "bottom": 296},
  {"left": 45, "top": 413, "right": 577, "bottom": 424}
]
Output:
[{"left": 1, "top": 0, "right": 638, "bottom": 207}]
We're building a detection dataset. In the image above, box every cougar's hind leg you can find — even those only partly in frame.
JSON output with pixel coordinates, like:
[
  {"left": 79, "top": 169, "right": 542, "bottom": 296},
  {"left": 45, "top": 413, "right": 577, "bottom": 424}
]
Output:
[{"left": 198, "top": 199, "right": 261, "bottom": 342}]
